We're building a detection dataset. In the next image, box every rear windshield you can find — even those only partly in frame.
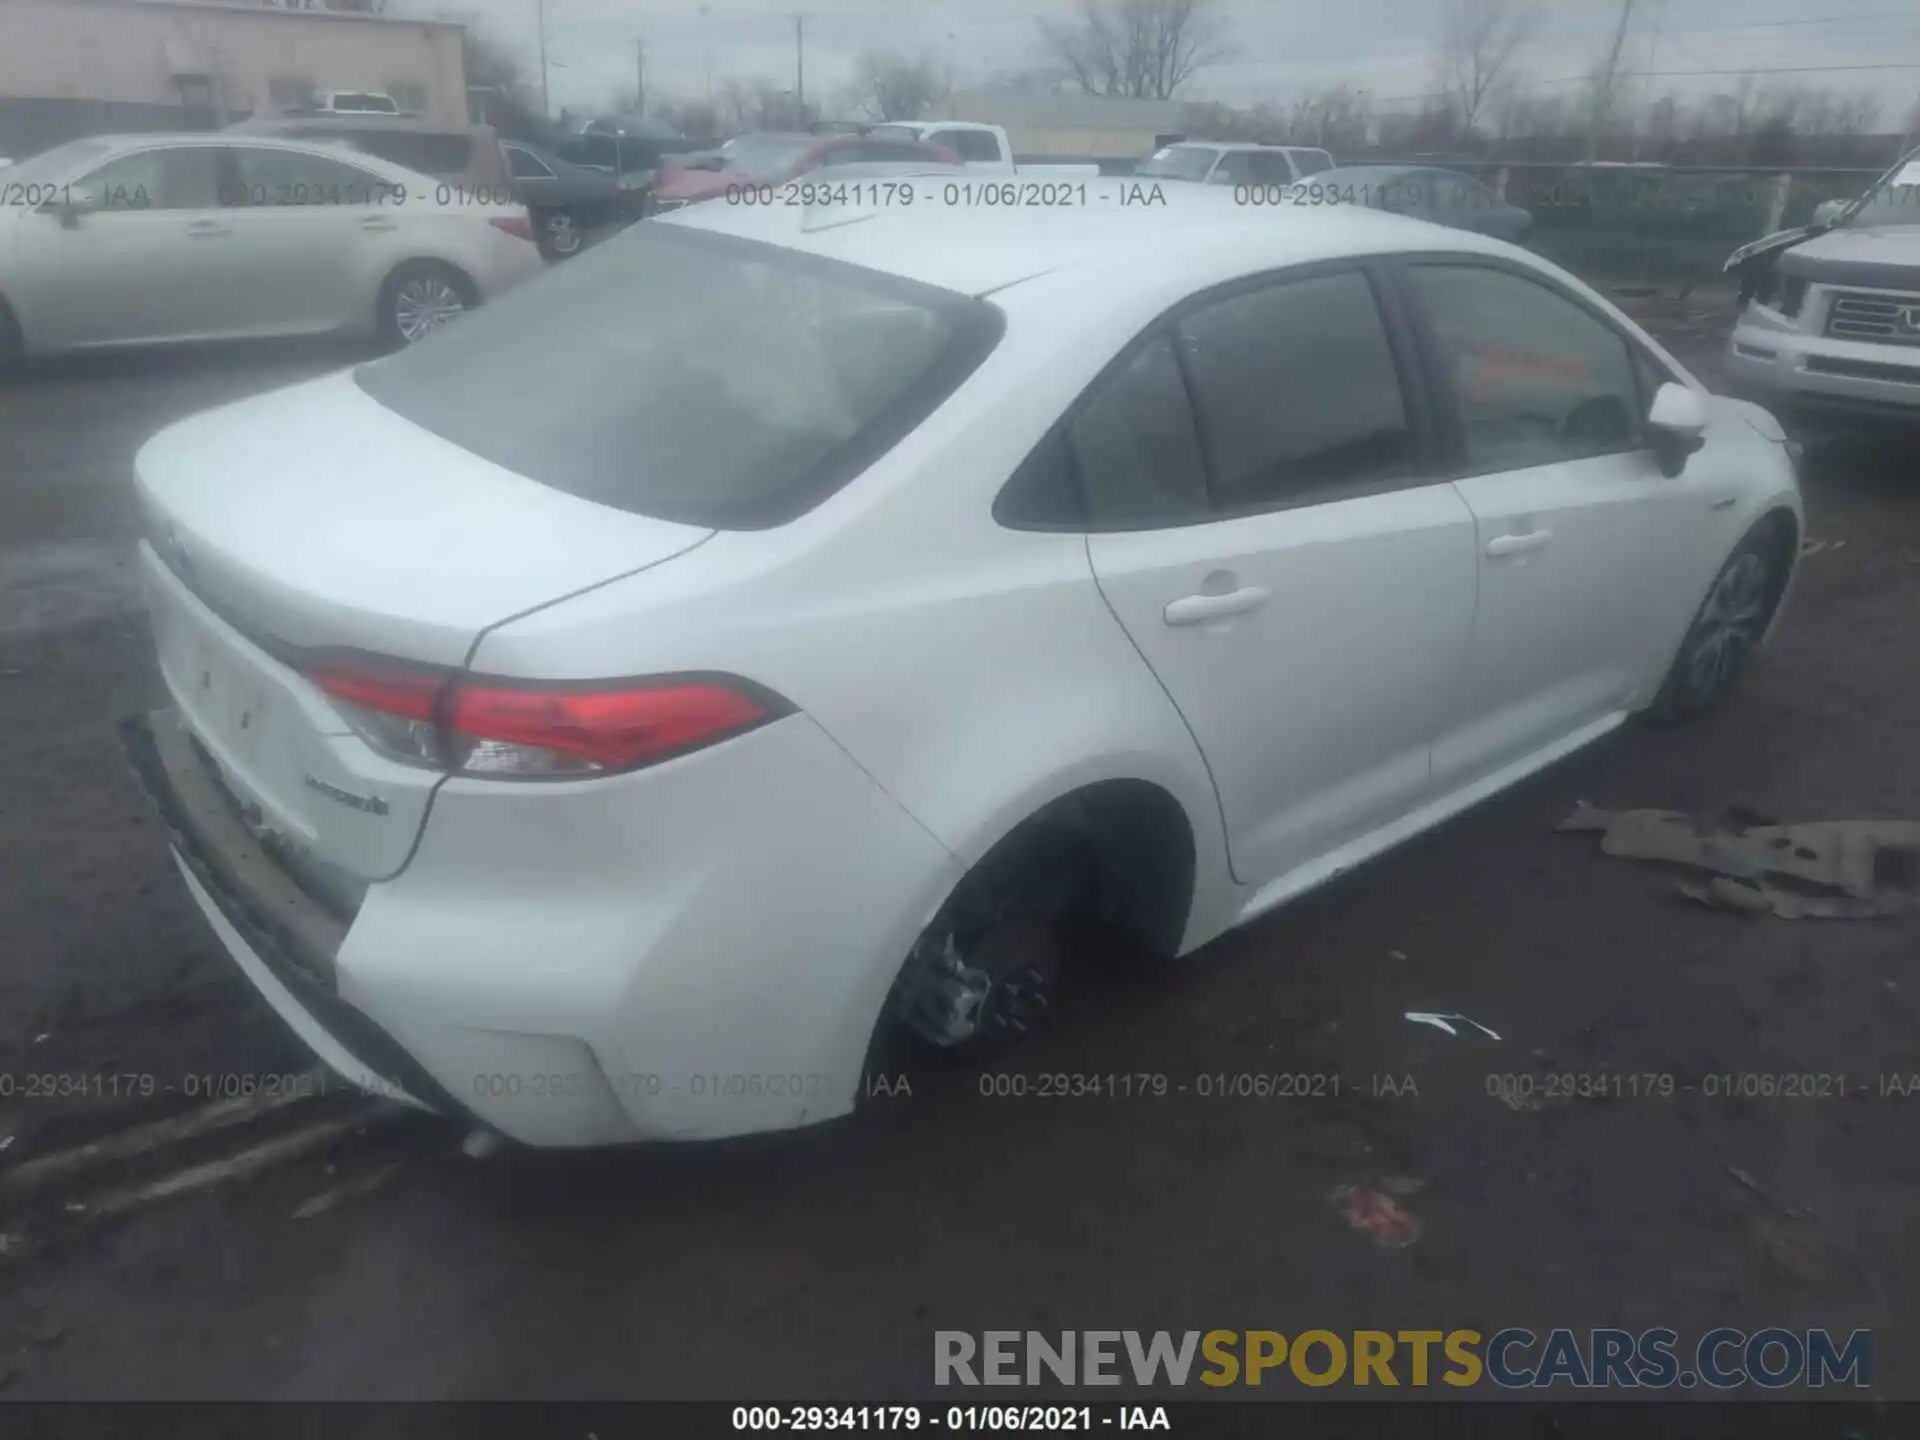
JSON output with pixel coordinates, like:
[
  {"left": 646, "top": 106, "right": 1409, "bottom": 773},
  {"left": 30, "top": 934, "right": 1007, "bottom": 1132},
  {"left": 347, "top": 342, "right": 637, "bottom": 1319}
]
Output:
[{"left": 353, "top": 224, "right": 1005, "bottom": 529}]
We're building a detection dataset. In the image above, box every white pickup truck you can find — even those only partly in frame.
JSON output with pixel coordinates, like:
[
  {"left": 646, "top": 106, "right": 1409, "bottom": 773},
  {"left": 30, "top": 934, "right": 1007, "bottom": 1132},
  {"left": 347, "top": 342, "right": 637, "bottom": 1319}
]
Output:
[{"left": 863, "top": 121, "right": 1101, "bottom": 178}]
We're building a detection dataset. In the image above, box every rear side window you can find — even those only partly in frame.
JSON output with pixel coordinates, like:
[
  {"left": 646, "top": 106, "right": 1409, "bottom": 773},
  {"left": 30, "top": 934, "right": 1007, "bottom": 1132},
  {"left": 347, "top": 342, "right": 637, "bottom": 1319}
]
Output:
[
  {"left": 1175, "top": 271, "right": 1414, "bottom": 511},
  {"left": 1291, "top": 150, "right": 1334, "bottom": 177},
  {"left": 331, "top": 130, "right": 471, "bottom": 177},
  {"left": 1066, "top": 336, "right": 1210, "bottom": 529},
  {"left": 354, "top": 225, "right": 1004, "bottom": 529}
]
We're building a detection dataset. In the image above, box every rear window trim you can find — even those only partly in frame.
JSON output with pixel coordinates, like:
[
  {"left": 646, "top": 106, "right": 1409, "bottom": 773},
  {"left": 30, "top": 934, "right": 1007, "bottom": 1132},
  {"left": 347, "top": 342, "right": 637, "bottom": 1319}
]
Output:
[{"left": 353, "top": 223, "right": 1007, "bottom": 531}]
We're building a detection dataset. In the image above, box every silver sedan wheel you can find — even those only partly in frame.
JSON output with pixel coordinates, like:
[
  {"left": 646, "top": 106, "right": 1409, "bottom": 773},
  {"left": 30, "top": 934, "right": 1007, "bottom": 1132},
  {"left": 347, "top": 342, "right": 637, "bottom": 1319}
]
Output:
[
  {"left": 393, "top": 276, "right": 467, "bottom": 344},
  {"left": 1683, "top": 550, "right": 1771, "bottom": 700}
]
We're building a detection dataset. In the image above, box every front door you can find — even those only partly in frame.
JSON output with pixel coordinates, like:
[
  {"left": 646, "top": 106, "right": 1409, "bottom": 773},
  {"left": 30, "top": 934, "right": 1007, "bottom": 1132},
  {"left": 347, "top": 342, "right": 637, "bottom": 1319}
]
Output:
[
  {"left": 1396, "top": 259, "right": 1724, "bottom": 793},
  {"left": 14, "top": 145, "right": 228, "bottom": 349},
  {"left": 1082, "top": 267, "right": 1479, "bottom": 888}
]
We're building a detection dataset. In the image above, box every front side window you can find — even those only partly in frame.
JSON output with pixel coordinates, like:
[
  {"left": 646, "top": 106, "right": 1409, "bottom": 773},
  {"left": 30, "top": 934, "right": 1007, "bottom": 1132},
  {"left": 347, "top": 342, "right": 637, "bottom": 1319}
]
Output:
[
  {"left": 1067, "top": 336, "right": 1210, "bottom": 529},
  {"left": 1137, "top": 145, "right": 1217, "bottom": 183},
  {"left": 1175, "top": 271, "right": 1415, "bottom": 512},
  {"left": 355, "top": 225, "right": 1002, "bottom": 528},
  {"left": 1290, "top": 150, "right": 1334, "bottom": 177},
  {"left": 1407, "top": 263, "right": 1643, "bottom": 472},
  {"left": 1210, "top": 152, "right": 1251, "bottom": 185},
  {"left": 78, "top": 147, "right": 220, "bottom": 211}
]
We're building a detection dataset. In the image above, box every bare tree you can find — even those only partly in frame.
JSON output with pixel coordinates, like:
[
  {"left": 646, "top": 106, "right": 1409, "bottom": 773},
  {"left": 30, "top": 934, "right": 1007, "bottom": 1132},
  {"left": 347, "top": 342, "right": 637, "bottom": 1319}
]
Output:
[
  {"left": 655, "top": 99, "right": 723, "bottom": 138},
  {"left": 714, "top": 77, "right": 817, "bottom": 133},
  {"left": 1830, "top": 92, "right": 1884, "bottom": 136},
  {"left": 1036, "top": 0, "right": 1229, "bottom": 101},
  {"left": 1436, "top": 0, "right": 1538, "bottom": 139},
  {"left": 848, "top": 51, "right": 948, "bottom": 122}
]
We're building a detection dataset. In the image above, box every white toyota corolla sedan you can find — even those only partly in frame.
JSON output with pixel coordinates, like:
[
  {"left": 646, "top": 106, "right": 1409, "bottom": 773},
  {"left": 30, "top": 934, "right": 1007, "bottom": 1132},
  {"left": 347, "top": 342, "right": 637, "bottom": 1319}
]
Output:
[
  {"left": 121, "top": 190, "right": 1803, "bottom": 1147},
  {"left": 0, "top": 133, "right": 544, "bottom": 357}
]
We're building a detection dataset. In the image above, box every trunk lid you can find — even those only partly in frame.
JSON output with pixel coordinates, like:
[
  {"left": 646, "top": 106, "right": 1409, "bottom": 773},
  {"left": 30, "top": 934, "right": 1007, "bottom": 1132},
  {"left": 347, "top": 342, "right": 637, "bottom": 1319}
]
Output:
[{"left": 133, "top": 369, "right": 713, "bottom": 883}]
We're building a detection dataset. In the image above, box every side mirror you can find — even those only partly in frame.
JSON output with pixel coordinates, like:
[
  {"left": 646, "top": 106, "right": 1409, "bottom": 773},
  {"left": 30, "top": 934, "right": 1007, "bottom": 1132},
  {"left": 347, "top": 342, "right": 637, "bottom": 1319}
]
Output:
[
  {"left": 1647, "top": 381, "right": 1708, "bottom": 477},
  {"left": 46, "top": 185, "right": 98, "bottom": 228},
  {"left": 1812, "top": 198, "right": 1848, "bottom": 226}
]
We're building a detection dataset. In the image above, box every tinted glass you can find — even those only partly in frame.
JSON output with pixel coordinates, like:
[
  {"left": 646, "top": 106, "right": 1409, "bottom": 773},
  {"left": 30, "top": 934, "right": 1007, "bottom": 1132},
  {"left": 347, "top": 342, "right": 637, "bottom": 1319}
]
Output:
[
  {"left": 505, "top": 146, "right": 553, "bottom": 179},
  {"left": 1176, "top": 272, "right": 1413, "bottom": 510},
  {"left": 1291, "top": 149, "right": 1334, "bottom": 177},
  {"left": 1211, "top": 153, "right": 1251, "bottom": 184},
  {"left": 861, "top": 141, "right": 940, "bottom": 163},
  {"left": 1067, "top": 336, "right": 1210, "bottom": 529},
  {"left": 355, "top": 226, "right": 999, "bottom": 529},
  {"left": 1242, "top": 151, "right": 1294, "bottom": 185},
  {"left": 80, "top": 147, "right": 219, "bottom": 210},
  {"left": 932, "top": 129, "right": 1000, "bottom": 162},
  {"left": 1137, "top": 146, "right": 1216, "bottom": 182},
  {"left": 227, "top": 148, "right": 384, "bottom": 205},
  {"left": 1408, "top": 264, "right": 1643, "bottom": 471}
]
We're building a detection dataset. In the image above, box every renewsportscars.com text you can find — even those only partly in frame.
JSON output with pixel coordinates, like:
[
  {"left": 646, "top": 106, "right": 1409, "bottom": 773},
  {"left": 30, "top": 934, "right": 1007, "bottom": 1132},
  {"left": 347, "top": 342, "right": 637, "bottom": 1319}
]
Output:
[{"left": 934, "top": 1328, "right": 1871, "bottom": 1390}]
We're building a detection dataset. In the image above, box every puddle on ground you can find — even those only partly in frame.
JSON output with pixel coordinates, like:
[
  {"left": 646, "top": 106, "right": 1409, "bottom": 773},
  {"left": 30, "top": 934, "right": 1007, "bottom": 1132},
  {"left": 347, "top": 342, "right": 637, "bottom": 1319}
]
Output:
[{"left": 0, "top": 540, "right": 144, "bottom": 650}]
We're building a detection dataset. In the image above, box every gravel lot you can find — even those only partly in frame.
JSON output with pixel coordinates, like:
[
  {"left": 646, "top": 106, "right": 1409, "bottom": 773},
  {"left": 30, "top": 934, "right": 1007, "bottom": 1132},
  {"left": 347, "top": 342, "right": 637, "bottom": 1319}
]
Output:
[{"left": 1, "top": 308, "right": 1918, "bottom": 1403}]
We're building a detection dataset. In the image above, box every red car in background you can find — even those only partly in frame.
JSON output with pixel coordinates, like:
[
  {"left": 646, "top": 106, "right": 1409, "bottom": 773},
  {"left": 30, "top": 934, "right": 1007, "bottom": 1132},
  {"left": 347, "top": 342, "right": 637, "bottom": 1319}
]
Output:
[{"left": 649, "top": 132, "right": 958, "bottom": 213}]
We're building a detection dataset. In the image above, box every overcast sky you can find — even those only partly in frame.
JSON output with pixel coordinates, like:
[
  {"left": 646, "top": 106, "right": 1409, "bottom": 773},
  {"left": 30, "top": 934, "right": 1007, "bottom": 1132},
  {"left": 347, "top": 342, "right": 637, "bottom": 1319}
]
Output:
[{"left": 414, "top": 0, "right": 1920, "bottom": 123}]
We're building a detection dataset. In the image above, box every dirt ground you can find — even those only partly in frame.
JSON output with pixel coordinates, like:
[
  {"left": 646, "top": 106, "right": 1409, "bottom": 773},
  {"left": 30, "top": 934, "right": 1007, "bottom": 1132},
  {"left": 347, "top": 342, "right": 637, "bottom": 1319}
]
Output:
[{"left": 1, "top": 310, "right": 1917, "bottom": 1404}]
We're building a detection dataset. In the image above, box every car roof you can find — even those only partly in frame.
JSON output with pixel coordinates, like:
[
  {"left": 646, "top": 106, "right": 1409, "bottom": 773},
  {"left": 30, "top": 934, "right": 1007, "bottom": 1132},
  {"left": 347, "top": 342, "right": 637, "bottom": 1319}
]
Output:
[
  {"left": 802, "top": 161, "right": 965, "bottom": 181},
  {"left": 229, "top": 115, "right": 495, "bottom": 138},
  {"left": 666, "top": 185, "right": 1511, "bottom": 299}
]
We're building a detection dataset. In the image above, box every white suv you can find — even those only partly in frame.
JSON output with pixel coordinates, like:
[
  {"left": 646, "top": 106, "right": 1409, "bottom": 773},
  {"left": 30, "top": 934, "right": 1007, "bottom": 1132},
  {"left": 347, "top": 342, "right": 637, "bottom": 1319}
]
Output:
[
  {"left": 1725, "top": 149, "right": 1920, "bottom": 426},
  {"left": 1138, "top": 141, "right": 1336, "bottom": 188}
]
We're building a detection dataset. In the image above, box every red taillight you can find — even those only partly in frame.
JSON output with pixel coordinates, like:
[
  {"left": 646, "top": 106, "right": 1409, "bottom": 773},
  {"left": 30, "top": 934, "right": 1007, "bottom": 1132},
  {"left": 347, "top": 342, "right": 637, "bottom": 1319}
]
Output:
[
  {"left": 489, "top": 214, "right": 534, "bottom": 242},
  {"left": 445, "top": 681, "right": 770, "bottom": 771},
  {"left": 305, "top": 655, "right": 780, "bottom": 778}
]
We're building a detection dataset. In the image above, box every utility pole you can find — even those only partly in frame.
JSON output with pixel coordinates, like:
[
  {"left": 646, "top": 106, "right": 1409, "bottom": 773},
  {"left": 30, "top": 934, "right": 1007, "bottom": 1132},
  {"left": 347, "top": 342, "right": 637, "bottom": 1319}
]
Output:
[
  {"left": 1586, "top": 0, "right": 1636, "bottom": 162},
  {"left": 635, "top": 38, "right": 646, "bottom": 114},
  {"left": 536, "top": 0, "right": 551, "bottom": 121},
  {"left": 794, "top": 13, "right": 805, "bottom": 112}
]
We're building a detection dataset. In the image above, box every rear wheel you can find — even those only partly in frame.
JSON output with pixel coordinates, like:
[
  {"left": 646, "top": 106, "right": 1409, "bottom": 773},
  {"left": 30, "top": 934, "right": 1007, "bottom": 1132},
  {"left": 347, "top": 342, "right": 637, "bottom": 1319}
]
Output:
[
  {"left": 885, "top": 833, "right": 1091, "bottom": 1062},
  {"left": 1647, "top": 523, "right": 1790, "bottom": 723},
  {"left": 378, "top": 262, "right": 476, "bottom": 350},
  {"left": 537, "top": 209, "right": 583, "bottom": 259}
]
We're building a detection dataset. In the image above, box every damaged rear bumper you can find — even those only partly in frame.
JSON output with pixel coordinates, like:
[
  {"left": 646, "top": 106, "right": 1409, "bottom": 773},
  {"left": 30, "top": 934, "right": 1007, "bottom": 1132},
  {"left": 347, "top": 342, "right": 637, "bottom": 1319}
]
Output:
[{"left": 119, "top": 709, "right": 459, "bottom": 1118}]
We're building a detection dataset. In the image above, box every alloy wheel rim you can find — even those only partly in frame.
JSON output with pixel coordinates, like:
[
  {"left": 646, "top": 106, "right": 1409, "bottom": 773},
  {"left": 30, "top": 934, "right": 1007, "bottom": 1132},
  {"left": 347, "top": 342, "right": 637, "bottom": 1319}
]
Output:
[
  {"left": 395, "top": 278, "right": 465, "bottom": 343},
  {"left": 548, "top": 215, "right": 581, "bottom": 252},
  {"left": 1686, "top": 551, "right": 1770, "bottom": 699}
]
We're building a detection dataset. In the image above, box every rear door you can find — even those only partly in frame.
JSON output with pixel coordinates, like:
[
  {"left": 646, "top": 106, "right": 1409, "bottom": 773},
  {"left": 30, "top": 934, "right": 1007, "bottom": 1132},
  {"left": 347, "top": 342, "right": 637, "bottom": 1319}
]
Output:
[
  {"left": 1083, "top": 265, "right": 1479, "bottom": 888},
  {"left": 219, "top": 146, "right": 391, "bottom": 335},
  {"left": 1395, "top": 258, "right": 1725, "bottom": 794}
]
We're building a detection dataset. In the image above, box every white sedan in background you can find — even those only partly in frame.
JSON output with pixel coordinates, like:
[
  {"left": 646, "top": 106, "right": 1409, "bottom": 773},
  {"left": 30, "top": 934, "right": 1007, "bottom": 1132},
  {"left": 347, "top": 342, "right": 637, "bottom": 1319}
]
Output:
[
  {"left": 0, "top": 133, "right": 544, "bottom": 358},
  {"left": 121, "top": 193, "right": 1802, "bottom": 1148}
]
